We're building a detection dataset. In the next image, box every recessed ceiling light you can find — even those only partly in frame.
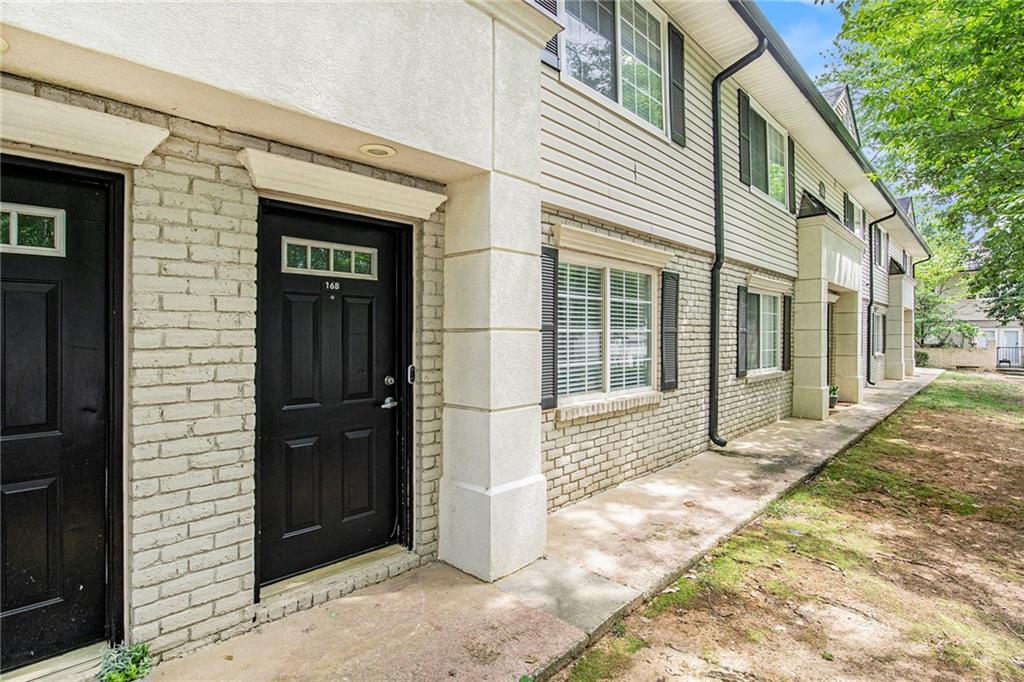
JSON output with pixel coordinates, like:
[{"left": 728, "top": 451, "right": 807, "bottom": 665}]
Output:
[
  {"left": 359, "top": 143, "right": 396, "bottom": 158},
  {"left": 0, "top": 37, "right": 9, "bottom": 53}
]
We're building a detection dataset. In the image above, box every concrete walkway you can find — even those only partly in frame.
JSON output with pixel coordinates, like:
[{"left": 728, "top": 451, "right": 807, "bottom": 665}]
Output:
[{"left": 155, "top": 369, "right": 940, "bottom": 681}]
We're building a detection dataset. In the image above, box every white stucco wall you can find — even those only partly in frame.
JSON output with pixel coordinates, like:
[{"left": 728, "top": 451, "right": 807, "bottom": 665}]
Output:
[{"left": 2, "top": 2, "right": 499, "bottom": 176}]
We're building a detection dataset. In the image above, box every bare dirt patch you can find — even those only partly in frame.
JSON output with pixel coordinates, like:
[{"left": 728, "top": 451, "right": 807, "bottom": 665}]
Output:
[{"left": 555, "top": 372, "right": 1024, "bottom": 682}]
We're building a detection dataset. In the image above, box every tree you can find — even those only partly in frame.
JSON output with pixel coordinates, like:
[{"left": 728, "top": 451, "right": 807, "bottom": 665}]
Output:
[
  {"left": 822, "top": 0, "right": 1024, "bottom": 323},
  {"left": 910, "top": 204, "right": 978, "bottom": 347}
]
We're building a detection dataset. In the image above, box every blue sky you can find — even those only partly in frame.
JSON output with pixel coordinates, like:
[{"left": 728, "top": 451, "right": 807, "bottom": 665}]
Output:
[{"left": 757, "top": 0, "right": 843, "bottom": 80}]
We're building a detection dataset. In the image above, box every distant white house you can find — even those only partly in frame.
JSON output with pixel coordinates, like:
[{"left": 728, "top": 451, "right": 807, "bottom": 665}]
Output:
[{"left": 952, "top": 296, "right": 1023, "bottom": 367}]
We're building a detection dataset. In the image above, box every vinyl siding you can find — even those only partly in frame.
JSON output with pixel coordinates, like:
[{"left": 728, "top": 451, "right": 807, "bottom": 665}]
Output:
[{"left": 540, "top": 24, "right": 797, "bottom": 278}]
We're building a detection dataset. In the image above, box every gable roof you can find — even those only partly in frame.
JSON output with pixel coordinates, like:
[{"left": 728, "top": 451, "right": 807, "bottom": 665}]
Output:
[
  {"left": 821, "top": 85, "right": 845, "bottom": 107},
  {"left": 819, "top": 84, "right": 859, "bottom": 145}
]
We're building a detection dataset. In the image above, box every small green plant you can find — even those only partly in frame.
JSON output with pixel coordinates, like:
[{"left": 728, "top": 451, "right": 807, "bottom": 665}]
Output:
[
  {"left": 96, "top": 642, "right": 152, "bottom": 682},
  {"left": 915, "top": 350, "right": 929, "bottom": 367},
  {"left": 821, "top": 651, "right": 836, "bottom": 662},
  {"left": 828, "top": 385, "right": 839, "bottom": 397}
]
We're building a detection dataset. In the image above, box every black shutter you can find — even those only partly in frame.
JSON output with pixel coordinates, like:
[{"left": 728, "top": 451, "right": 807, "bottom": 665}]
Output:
[
  {"left": 787, "top": 138, "right": 796, "bottom": 214},
  {"left": 660, "top": 271, "right": 679, "bottom": 390},
  {"left": 738, "top": 90, "right": 751, "bottom": 185},
  {"left": 782, "top": 294, "right": 793, "bottom": 371},
  {"left": 737, "top": 285, "right": 748, "bottom": 378},
  {"left": 843, "top": 193, "right": 853, "bottom": 229},
  {"left": 537, "top": 0, "right": 560, "bottom": 69},
  {"left": 540, "top": 246, "right": 558, "bottom": 408},
  {"left": 667, "top": 24, "right": 686, "bottom": 147},
  {"left": 882, "top": 314, "right": 887, "bottom": 353}
]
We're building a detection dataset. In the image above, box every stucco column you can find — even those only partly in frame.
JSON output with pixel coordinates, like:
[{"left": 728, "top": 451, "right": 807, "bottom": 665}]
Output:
[
  {"left": 885, "top": 309, "right": 906, "bottom": 379},
  {"left": 437, "top": 15, "right": 550, "bottom": 581},
  {"left": 904, "top": 309, "right": 915, "bottom": 376},
  {"left": 833, "top": 292, "right": 863, "bottom": 402},
  {"left": 792, "top": 278, "right": 829, "bottom": 420},
  {"left": 439, "top": 173, "right": 545, "bottom": 581}
]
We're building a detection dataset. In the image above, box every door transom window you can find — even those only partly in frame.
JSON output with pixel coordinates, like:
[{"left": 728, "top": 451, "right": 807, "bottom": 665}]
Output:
[{"left": 281, "top": 236, "right": 377, "bottom": 280}]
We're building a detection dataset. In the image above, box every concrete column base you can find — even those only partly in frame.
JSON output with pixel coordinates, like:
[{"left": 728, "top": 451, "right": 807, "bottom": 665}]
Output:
[
  {"left": 793, "top": 384, "right": 828, "bottom": 420},
  {"left": 439, "top": 474, "right": 547, "bottom": 581}
]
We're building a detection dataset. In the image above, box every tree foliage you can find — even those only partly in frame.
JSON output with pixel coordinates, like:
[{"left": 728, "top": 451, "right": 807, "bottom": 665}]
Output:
[{"left": 823, "top": 0, "right": 1024, "bottom": 323}]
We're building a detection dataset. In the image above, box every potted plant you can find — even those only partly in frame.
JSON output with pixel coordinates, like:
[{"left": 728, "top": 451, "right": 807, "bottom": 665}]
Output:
[
  {"left": 828, "top": 385, "right": 839, "bottom": 409},
  {"left": 96, "top": 642, "right": 152, "bottom": 682}
]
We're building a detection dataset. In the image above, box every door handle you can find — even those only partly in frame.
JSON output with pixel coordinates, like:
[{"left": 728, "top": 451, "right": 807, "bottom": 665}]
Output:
[{"left": 381, "top": 397, "right": 399, "bottom": 410}]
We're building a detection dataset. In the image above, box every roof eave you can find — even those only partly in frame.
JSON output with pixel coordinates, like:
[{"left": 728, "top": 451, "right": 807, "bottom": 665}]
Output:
[{"left": 729, "top": 0, "right": 931, "bottom": 257}]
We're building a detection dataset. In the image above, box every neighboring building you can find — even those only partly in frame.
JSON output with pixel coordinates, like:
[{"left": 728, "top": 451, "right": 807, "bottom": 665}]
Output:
[
  {"left": 951, "top": 297, "right": 1023, "bottom": 367},
  {"left": 0, "top": 0, "right": 929, "bottom": 674}
]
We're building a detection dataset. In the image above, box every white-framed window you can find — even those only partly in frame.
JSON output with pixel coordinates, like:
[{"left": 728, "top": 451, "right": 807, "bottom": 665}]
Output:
[
  {"left": 872, "top": 310, "right": 885, "bottom": 354},
  {"left": 747, "top": 101, "right": 788, "bottom": 207},
  {"left": 977, "top": 329, "right": 997, "bottom": 349},
  {"left": 0, "top": 202, "right": 66, "bottom": 257},
  {"left": 561, "top": 0, "right": 670, "bottom": 134},
  {"left": 873, "top": 227, "right": 887, "bottom": 267},
  {"left": 557, "top": 253, "right": 655, "bottom": 400},
  {"left": 745, "top": 289, "right": 782, "bottom": 373},
  {"left": 851, "top": 197, "right": 864, "bottom": 237},
  {"left": 281, "top": 236, "right": 377, "bottom": 280}
]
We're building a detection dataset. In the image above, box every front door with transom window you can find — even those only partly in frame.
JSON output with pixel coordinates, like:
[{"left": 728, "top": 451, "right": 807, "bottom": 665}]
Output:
[
  {"left": 257, "top": 200, "right": 404, "bottom": 585},
  {"left": 1, "top": 157, "right": 121, "bottom": 671}
]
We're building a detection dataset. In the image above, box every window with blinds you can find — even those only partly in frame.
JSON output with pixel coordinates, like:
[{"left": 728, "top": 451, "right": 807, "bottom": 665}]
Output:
[
  {"left": 609, "top": 269, "right": 652, "bottom": 391},
  {"left": 556, "top": 260, "right": 655, "bottom": 399},
  {"left": 760, "top": 294, "right": 779, "bottom": 369},
  {"left": 745, "top": 290, "right": 782, "bottom": 373},
  {"left": 557, "top": 263, "right": 604, "bottom": 396}
]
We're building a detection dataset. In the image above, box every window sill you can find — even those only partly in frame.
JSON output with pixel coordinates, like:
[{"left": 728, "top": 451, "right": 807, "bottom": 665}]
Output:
[
  {"left": 557, "top": 72, "right": 673, "bottom": 148},
  {"left": 745, "top": 369, "right": 787, "bottom": 384},
  {"left": 555, "top": 390, "right": 662, "bottom": 423},
  {"left": 746, "top": 184, "right": 792, "bottom": 217}
]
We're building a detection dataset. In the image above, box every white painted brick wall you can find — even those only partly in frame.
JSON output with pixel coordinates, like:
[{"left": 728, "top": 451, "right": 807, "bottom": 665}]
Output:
[
  {"left": 541, "top": 211, "right": 793, "bottom": 510},
  {"left": 2, "top": 75, "right": 444, "bottom": 662}
]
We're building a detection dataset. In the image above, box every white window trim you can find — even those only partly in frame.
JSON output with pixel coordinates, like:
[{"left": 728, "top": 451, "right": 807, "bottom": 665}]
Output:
[
  {"left": 556, "top": 249, "right": 660, "bottom": 406},
  {"left": 746, "top": 287, "right": 783, "bottom": 376},
  {"left": 874, "top": 226, "right": 888, "bottom": 268},
  {"left": 0, "top": 202, "right": 67, "bottom": 257},
  {"left": 557, "top": 0, "right": 672, "bottom": 140},
  {"left": 280, "top": 236, "right": 378, "bottom": 280},
  {"left": 745, "top": 97, "right": 790, "bottom": 213},
  {"left": 871, "top": 309, "right": 886, "bottom": 356},
  {"left": 850, "top": 197, "right": 864, "bottom": 237}
]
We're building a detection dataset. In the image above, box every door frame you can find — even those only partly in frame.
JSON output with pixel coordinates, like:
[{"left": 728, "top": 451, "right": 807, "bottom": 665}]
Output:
[
  {"left": 0, "top": 153, "right": 126, "bottom": 655},
  {"left": 253, "top": 198, "right": 414, "bottom": 595}
]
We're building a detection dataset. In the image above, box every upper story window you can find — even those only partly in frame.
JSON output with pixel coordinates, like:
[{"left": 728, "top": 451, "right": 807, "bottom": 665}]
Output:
[
  {"left": 557, "top": 256, "right": 655, "bottom": 400},
  {"left": 739, "top": 93, "right": 789, "bottom": 208},
  {"left": 873, "top": 226, "right": 887, "bottom": 267},
  {"left": 562, "top": 0, "right": 670, "bottom": 132}
]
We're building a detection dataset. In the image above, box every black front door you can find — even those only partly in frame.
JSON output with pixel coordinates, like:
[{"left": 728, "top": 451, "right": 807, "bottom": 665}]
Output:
[
  {"left": 258, "top": 201, "right": 405, "bottom": 585},
  {"left": 1, "top": 156, "right": 122, "bottom": 671}
]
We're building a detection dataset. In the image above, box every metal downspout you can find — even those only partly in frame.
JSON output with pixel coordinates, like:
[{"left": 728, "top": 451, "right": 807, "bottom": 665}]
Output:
[
  {"left": 708, "top": 34, "right": 768, "bottom": 447},
  {"left": 866, "top": 210, "right": 896, "bottom": 385}
]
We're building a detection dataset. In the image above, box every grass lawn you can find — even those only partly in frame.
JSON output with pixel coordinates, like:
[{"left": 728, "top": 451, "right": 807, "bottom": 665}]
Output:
[{"left": 556, "top": 371, "right": 1024, "bottom": 681}]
